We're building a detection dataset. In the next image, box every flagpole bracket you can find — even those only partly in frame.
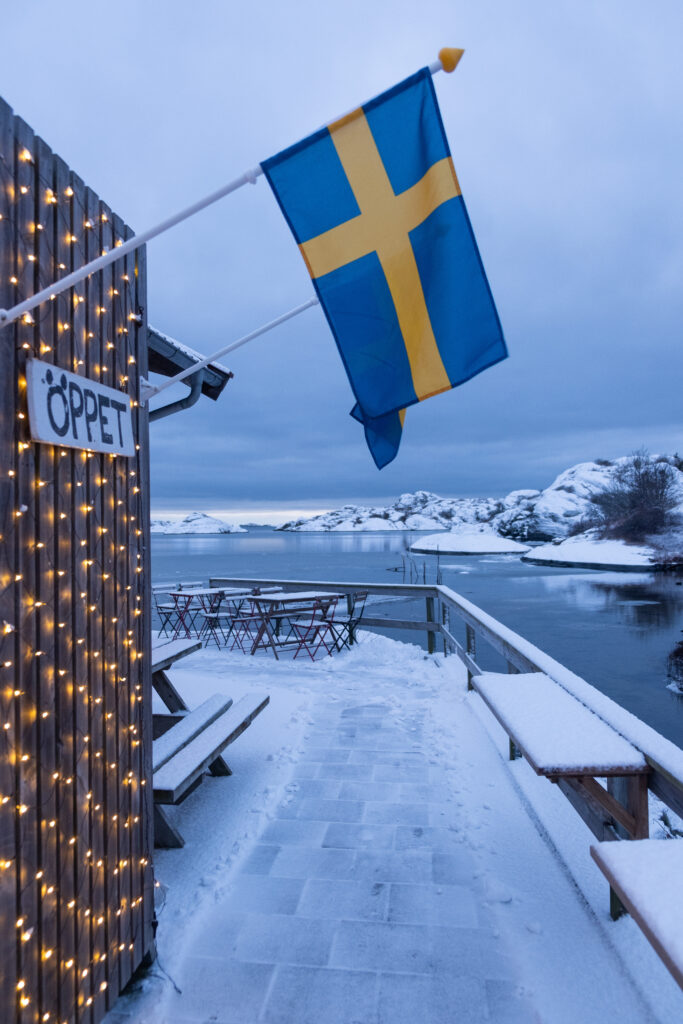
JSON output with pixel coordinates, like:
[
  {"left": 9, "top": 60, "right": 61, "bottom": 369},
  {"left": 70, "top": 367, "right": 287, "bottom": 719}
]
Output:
[{"left": 139, "top": 377, "right": 157, "bottom": 405}]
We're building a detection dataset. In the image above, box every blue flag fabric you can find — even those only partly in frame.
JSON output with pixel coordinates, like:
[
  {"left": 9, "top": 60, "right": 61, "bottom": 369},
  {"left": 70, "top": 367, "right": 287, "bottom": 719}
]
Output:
[{"left": 262, "top": 67, "right": 507, "bottom": 468}]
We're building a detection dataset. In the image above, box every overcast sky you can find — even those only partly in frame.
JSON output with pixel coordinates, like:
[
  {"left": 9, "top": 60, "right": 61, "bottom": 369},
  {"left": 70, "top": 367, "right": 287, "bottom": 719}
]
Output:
[{"left": 4, "top": 1, "right": 682, "bottom": 521}]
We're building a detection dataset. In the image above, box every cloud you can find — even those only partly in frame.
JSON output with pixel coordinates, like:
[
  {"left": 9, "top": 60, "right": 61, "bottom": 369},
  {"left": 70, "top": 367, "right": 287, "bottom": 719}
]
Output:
[{"left": 4, "top": 0, "right": 683, "bottom": 510}]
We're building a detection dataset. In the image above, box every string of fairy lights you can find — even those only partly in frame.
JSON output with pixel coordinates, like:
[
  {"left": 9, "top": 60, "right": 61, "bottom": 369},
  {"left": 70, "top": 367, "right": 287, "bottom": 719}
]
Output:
[{"left": 0, "top": 133, "right": 154, "bottom": 1023}]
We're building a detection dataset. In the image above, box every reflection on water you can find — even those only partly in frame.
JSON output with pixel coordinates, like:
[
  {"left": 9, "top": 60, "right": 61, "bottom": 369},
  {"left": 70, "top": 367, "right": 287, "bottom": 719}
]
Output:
[
  {"left": 528, "top": 572, "right": 683, "bottom": 629},
  {"left": 152, "top": 531, "right": 683, "bottom": 747}
]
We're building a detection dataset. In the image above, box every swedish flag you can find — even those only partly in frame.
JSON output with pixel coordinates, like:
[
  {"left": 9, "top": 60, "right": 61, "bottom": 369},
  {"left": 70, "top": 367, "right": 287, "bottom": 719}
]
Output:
[{"left": 262, "top": 67, "right": 507, "bottom": 468}]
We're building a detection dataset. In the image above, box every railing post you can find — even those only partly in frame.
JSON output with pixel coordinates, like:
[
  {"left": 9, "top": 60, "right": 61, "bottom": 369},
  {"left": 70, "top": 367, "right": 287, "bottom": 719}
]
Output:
[
  {"left": 441, "top": 602, "right": 448, "bottom": 657},
  {"left": 466, "top": 624, "right": 476, "bottom": 690},
  {"left": 426, "top": 596, "right": 435, "bottom": 654},
  {"left": 506, "top": 660, "right": 522, "bottom": 759}
]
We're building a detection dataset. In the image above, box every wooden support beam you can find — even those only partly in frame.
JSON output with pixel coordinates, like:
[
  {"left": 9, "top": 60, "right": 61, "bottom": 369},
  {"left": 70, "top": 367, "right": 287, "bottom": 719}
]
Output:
[{"left": 556, "top": 778, "right": 619, "bottom": 842}]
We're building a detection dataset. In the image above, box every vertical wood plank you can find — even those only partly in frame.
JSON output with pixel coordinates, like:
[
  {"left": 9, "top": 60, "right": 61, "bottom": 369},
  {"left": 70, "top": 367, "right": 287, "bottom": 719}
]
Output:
[
  {"left": 14, "top": 113, "right": 41, "bottom": 1024},
  {"left": 83, "top": 184, "right": 107, "bottom": 1023},
  {"left": 0, "top": 94, "right": 18, "bottom": 1024},
  {"left": 52, "top": 151, "right": 78, "bottom": 1024},
  {"left": 111, "top": 213, "right": 133, "bottom": 989},
  {"left": 98, "top": 199, "right": 120, "bottom": 1007},
  {"left": 68, "top": 169, "right": 94, "bottom": 1024},
  {"left": 34, "top": 132, "right": 60, "bottom": 1024}
]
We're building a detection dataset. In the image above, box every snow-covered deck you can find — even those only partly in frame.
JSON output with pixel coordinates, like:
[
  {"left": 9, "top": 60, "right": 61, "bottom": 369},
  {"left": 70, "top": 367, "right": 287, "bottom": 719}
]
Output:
[{"left": 108, "top": 635, "right": 683, "bottom": 1024}]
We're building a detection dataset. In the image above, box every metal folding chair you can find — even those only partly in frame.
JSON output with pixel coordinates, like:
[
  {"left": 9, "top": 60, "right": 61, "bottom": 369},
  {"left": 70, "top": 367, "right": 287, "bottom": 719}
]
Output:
[
  {"left": 330, "top": 591, "right": 368, "bottom": 651},
  {"left": 291, "top": 596, "right": 340, "bottom": 660}
]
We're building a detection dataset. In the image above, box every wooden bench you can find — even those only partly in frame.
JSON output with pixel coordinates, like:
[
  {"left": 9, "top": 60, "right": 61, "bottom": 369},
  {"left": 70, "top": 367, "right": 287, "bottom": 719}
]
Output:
[
  {"left": 591, "top": 839, "right": 683, "bottom": 989},
  {"left": 153, "top": 691, "right": 270, "bottom": 848},
  {"left": 471, "top": 672, "right": 650, "bottom": 841}
]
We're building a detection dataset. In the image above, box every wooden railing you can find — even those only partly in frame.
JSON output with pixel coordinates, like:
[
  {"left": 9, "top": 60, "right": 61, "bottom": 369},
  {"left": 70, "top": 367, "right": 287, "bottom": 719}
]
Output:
[{"left": 210, "top": 575, "right": 683, "bottom": 829}]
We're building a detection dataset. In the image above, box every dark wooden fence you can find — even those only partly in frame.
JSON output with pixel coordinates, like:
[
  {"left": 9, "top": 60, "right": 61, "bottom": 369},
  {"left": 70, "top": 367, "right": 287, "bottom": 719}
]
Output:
[{"left": 0, "top": 98, "right": 154, "bottom": 1024}]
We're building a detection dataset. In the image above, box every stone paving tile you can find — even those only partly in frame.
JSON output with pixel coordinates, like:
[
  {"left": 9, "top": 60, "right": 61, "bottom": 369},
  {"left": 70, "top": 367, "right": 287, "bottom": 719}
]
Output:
[
  {"left": 352, "top": 850, "right": 433, "bottom": 884},
  {"left": 299, "top": 747, "right": 351, "bottom": 764},
  {"left": 363, "top": 801, "right": 430, "bottom": 826},
  {"left": 323, "top": 822, "right": 395, "bottom": 850},
  {"left": 432, "top": 850, "right": 478, "bottom": 886},
  {"left": 262, "top": 965, "right": 378, "bottom": 1024},
  {"left": 395, "top": 824, "right": 466, "bottom": 853},
  {"left": 340, "top": 703, "right": 392, "bottom": 717},
  {"left": 170, "top": 957, "right": 274, "bottom": 1023},
  {"left": 226, "top": 874, "right": 304, "bottom": 915},
  {"left": 377, "top": 971, "right": 490, "bottom": 1024},
  {"left": 289, "top": 778, "right": 342, "bottom": 799},
  {"left": 486, "top": 979, "right": 541, "bottom": 1023},
  {"left": 297, "top": 877, "right": 390, "bottom": 922},
  {"left": 269, "top": 845, "right": 356, "bottom": 880},
  {"left": 399, "top": 782, "right": 453, "bottom": 803},
  {"left": 348, "top": 749, "right": 428, "bottom": 765},
  {"left": 344, "top": 734, "right": 413, "bottom": 751},
  {"left": 261, "top": 819, "right": 328, "bottom": 846},
  {"left": 273, "top": 794, "right": 308, "bottom": 819},
  {"left": 330, "top": 920, "right": 433, "bottom": 973},
  {"left": 316, "top": 762, "right": 374, "bottom": 780},
  {"left": 373, "top": 765, "right": 431, "bottom": 782},
  {"left": 302, "top": 731, "right": 352, "bottom": 747},
  {"left": 290, "top": 763, "right": 318, "bottom": 779},
  {"left": 240, "top": 844, "right": 281, "bottom": 875},
  {"left": 233, "top": 912, "right": 338, "bottom": 966},
  {"left": 387, "top": 882, "right": 479, "bottom": 928},
  {"left": 296, "top": 797, "right": 365, "bottom": 822},
  {"left": 338, "top": 780, "right": 402, "bottom": 802}
]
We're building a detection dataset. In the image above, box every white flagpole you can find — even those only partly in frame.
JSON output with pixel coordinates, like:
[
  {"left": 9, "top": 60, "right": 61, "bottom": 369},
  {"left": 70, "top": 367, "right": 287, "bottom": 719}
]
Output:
[
  {"left": 0, "top": 165, "right": 264, "bottom": 329},
  {"left": 0, "top": 48, "right": 463, "bottom": 331},
  {"left": 140, "top": 296, "right": 320, "bottom": 404}
]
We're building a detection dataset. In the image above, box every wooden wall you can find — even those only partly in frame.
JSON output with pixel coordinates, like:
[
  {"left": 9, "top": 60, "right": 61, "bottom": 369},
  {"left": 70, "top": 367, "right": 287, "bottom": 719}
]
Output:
[{"left": 0, "top": 98, "right": 154, "bottom": 1024}]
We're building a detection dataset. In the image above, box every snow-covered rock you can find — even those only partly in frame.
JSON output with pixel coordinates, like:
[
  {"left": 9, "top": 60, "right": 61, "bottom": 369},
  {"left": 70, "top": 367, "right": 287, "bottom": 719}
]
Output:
[
  {"left": 411, "top": 531, "right": 530, "bottom": 555},
  {"left": 150, "top": 512, "right": 246, "bottom": 534},
  {"left": 279, "top": 456, "right": 683, "bottom": 544},
  {"left": 522, "top": 533, "right": 658, "bottom": 570},
  {"left": 279, "top": 491, "right": 503, "bottom": 533}
]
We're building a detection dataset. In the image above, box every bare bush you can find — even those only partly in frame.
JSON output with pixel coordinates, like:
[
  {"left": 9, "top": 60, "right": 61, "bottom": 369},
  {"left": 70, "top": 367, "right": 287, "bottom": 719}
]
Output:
[{"left": 589, "top": 449, "right": 679, "bottom": 542}]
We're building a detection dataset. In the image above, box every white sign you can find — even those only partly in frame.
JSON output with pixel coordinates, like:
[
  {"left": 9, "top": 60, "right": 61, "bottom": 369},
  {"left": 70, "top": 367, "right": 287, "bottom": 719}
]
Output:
[{"left": 26, "top": 358, "right": 135, "bottom": 456}]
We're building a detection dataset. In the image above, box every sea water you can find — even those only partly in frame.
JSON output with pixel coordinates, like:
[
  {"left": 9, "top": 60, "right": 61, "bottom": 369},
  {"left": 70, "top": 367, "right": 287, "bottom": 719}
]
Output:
[{"left": 152, "top": 528, "right": 683, "bottom": 747}]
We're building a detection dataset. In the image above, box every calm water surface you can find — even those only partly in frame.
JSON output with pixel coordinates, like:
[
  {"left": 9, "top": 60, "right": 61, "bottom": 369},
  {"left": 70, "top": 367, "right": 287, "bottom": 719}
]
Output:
[{"left": 152, "top": 529, "right": 683, "bottom": 747}]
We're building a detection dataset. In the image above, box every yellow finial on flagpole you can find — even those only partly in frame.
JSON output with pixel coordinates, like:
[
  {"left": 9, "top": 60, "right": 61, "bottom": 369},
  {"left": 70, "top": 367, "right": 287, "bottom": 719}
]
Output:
[{"left": 438, "top": 48, "right": 465, "bottom": 72}]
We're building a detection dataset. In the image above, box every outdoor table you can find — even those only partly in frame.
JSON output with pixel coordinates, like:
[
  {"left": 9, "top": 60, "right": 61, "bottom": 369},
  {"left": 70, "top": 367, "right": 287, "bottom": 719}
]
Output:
[
  {"left": 237, "top": 591, "right": 343, "bottom": 659},
  {"left": 166, "top": 587, "right": 227, "bottom": 639},
  {"left": 197, "top": 588, "right": 268, "bottom": 646}
]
